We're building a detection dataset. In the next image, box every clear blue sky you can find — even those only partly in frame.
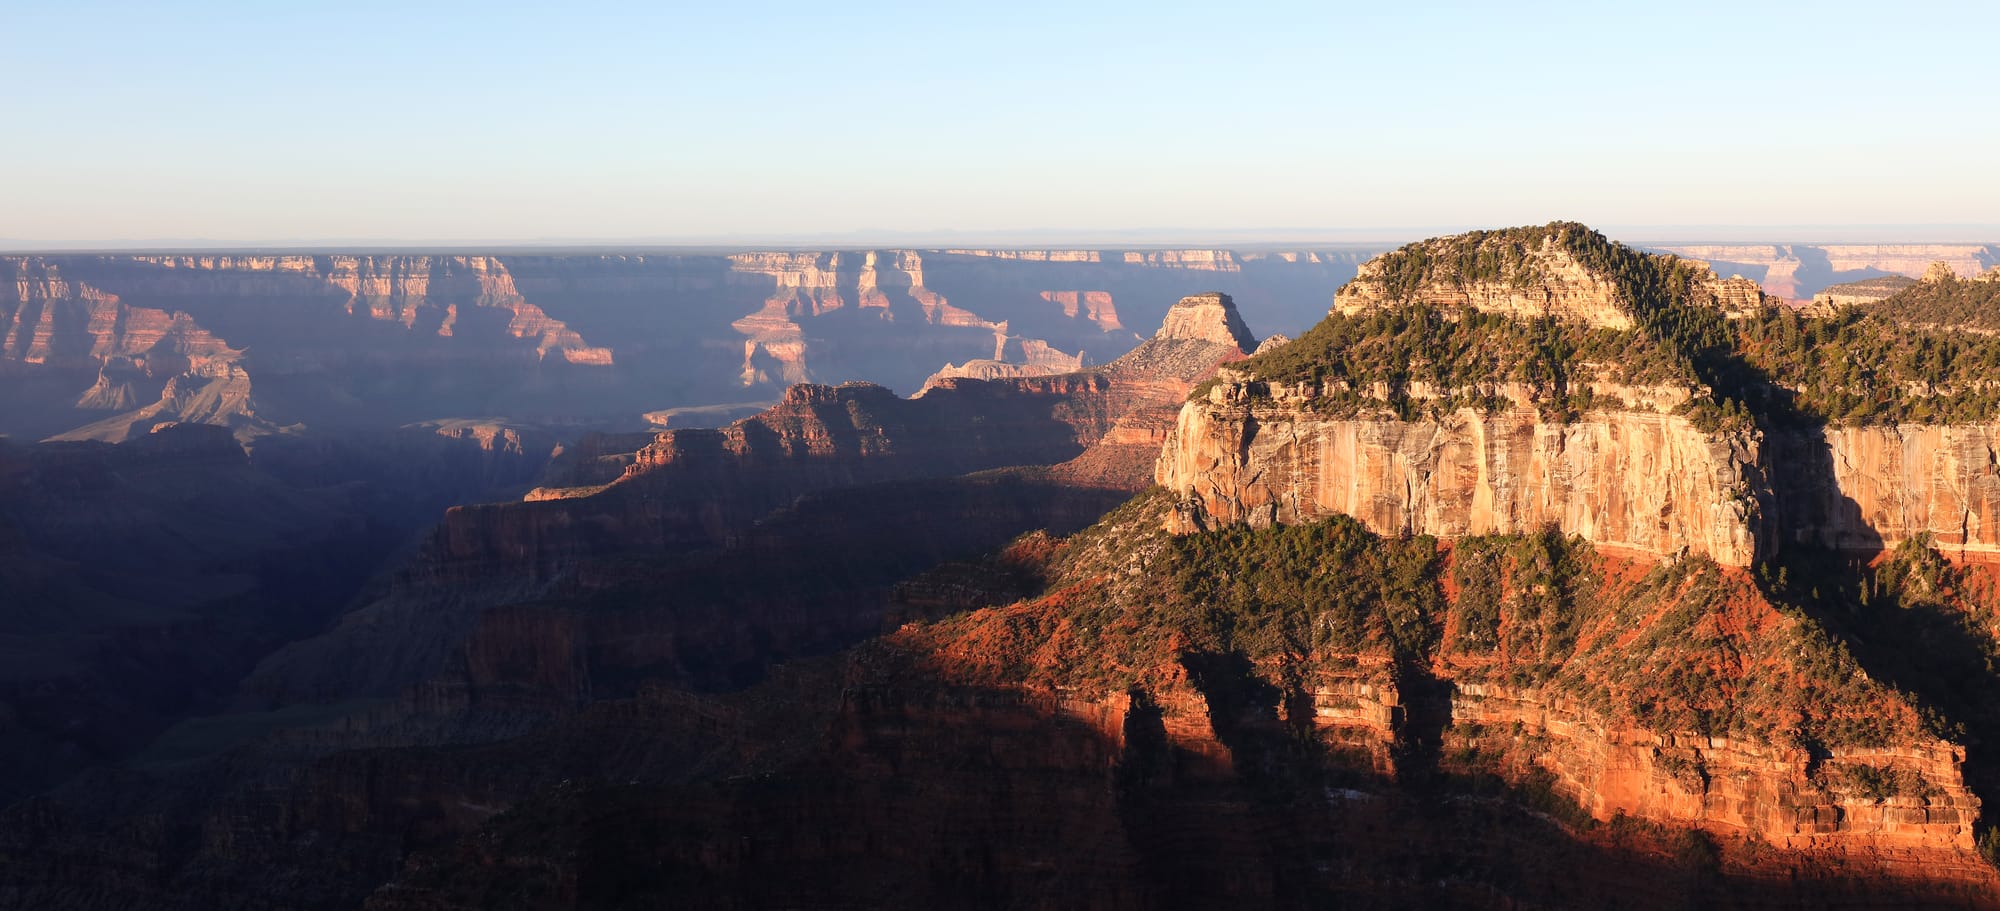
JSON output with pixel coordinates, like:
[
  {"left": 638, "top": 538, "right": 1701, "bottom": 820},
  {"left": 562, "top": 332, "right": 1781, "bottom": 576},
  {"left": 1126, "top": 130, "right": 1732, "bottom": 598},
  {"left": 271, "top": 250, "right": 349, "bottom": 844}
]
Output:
[{"left": 5, "top": 0, "right": 1996, "bottom": 246}]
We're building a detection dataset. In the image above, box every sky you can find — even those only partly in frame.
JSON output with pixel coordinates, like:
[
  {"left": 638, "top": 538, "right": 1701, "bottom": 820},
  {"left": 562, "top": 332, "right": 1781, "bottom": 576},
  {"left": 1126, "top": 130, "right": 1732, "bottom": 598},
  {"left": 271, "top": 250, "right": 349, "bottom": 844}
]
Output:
[{"left": 4, "top": 0, "right": 1997, "bottom": 247}]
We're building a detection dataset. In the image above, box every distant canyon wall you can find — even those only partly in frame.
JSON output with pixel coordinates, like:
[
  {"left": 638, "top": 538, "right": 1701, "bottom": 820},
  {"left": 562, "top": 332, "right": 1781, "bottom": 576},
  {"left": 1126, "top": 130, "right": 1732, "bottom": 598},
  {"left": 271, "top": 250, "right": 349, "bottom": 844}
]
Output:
[
  {"left": 0, "top": 249, "right": 1370, "bottom": 441},
  {"left": 1653, "top": 243, "right": 2000, "bottom": 300}
]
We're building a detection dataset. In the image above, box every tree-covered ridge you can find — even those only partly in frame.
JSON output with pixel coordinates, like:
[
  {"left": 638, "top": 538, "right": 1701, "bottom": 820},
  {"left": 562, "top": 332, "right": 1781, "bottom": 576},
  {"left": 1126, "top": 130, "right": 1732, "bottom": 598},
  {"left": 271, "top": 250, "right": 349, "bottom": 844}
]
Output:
[
  {"left": 1861, "top": 272, "right": 2000, "bottom": 332},
  {"left": 1729, "top": 305, "right": 2000, "bottom": 424},
  {"left": 1362, "top": 221, "right": 1723, "bottom": 324},
  {"left": 1231, "top": 223, "right": 2000, "bottom": 427},
  {"left": 1228, "top": 303, "right": 1707, "bottom": 422},
  {"left": 896, "top": 493, "right": 1938, "bottom": 752},
  {"left": 1819, "top": 275, "right": 1916, "bottom": 298}
]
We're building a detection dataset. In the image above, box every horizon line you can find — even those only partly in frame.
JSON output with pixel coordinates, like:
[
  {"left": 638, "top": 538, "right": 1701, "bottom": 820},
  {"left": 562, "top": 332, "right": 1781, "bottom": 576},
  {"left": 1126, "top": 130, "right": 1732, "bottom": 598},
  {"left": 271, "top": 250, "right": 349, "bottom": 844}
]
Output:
[{"left": 7, "top": 223, "right": 2000, "bottom": 253}]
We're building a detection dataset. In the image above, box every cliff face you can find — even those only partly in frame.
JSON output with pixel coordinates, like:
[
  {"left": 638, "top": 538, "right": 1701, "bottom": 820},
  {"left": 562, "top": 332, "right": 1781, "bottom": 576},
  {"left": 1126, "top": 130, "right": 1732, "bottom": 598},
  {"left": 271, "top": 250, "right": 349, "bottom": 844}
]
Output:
[
  {"left": 1158, "top": 390, "right": 1763, "bottom": 565},
  {"left": 1, "top": 255, "right": 620, "bottom": 441},
  {"left": 1159, "top": 378, "right": 2000, "bottom": 568},
  {"left": 65, "top": 254, "right": 611, "bottom": 364},
  {"left": 1770, "top": 424, "right": 2000, "bottom": 561},
  {"left": 2, "top": 259, "right": 262, "bottom": 440},
  {"left": 1445, "top": 683, "right": 1979, "bottom": 853}
]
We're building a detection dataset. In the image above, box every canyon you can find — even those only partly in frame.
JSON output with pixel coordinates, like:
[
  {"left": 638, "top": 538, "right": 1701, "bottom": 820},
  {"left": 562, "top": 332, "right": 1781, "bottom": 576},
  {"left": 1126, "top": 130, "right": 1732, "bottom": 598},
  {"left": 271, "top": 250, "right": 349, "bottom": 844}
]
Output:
[
  {"left": 10, "top": 226, "right": 2000, "bottom": 908},
  {"left": 242, "top": 291, "right": 1261, "bottom": 705}
]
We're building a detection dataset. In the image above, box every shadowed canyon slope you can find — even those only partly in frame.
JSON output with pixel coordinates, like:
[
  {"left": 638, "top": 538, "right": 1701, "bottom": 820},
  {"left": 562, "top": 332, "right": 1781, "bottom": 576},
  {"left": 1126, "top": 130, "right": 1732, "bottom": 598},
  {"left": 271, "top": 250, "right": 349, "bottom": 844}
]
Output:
[
  {"left": 243, "top": 292, "right": 1263, "bottom": 704},
  {"left": 0, "top": 289, "right": 1276, "bottom": 910}
]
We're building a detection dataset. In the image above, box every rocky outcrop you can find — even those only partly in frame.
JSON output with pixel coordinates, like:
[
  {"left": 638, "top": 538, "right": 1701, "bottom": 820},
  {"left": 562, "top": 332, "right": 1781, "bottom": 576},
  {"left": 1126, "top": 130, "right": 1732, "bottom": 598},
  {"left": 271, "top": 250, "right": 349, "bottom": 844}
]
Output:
[
  {"left": 1251, "top": 332, "right": 1291, "bottom": 355},
  {"left": 1153, "top": 291, "right": 1257, "bottom": 349},
  {"left": 921, "top": 338, "right": 1090, "bottom": 388},
  {"left": 1029, "top": 292, "right": 1261, "bottom": 489},
  {"left": 1093, "top": 292, "right": 1254, "bottom": 379},
  {"left": 1336, "top": 229, "right": 1770, "bottom": 329},
  {"left": 1039, "top": 290, "right": 1124, "bottom": 331},
  {"left": 1447, "top": 683, "right": 1978, "bottom": 852},
  {"left": 1163, "top": 227, "right": 2000, "bottom": 568},
  {"left": 1334, "top": 230, "right": 1620, "bottom": 327}
]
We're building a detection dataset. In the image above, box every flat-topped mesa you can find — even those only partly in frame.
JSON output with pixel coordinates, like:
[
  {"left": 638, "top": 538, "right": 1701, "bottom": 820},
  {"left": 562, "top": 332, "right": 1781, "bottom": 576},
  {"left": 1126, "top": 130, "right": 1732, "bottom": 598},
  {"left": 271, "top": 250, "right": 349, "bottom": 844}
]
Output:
[
  {"left": 1154, "top": 291, "right": 1258, "bottom": 349},
  {"left": 1814, "top": 274, "right": 1917, "bottom": 310},
  {"left": 922, "top": 338, "right": 1090, "bottom": 389},
  {"left": 1334, "top": 221, "right": 1767, "bottom": 329}
]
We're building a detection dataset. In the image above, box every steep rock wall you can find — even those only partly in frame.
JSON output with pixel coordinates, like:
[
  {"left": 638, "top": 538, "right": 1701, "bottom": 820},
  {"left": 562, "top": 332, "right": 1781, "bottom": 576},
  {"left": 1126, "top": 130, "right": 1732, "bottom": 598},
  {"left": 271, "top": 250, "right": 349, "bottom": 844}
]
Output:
[
  {"left": 1448, "top": 683, "right": 1977, "bottom": 853},
  {"left": 1157, "top": 388, "right": 1761, "bottom": 565},
  {"left": 1159, "top": 380, "right": 2000, "bottom": 567},
  {"left": 1770, "top": 423, "right": 2000, "bottom": 561}
]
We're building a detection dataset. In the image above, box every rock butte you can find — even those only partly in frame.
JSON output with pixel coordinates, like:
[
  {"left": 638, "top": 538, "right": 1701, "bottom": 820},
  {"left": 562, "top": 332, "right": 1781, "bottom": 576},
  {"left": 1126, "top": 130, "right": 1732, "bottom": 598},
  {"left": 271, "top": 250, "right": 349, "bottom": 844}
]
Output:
[{"left": 1163, "top": 236, "right": 2000, "bottom": 567}]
